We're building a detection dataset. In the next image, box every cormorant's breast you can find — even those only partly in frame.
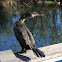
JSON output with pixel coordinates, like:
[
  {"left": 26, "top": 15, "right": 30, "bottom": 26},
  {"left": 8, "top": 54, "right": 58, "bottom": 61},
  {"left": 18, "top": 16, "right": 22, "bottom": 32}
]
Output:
[{"left": 14, "top": 21, "right": 36, "bottom": 49}]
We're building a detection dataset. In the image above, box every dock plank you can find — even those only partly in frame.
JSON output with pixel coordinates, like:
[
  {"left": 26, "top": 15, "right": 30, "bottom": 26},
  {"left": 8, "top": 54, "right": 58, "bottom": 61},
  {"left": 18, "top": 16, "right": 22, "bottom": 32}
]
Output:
[
  {"left": 0, "top": 43, "right": 62, "bottom": 62},
  {"left": 0, "top": 50, "right": 19, "bottom": 62},
  {"left": 15, "top": 43, "right": 62, "bottom": 62}
]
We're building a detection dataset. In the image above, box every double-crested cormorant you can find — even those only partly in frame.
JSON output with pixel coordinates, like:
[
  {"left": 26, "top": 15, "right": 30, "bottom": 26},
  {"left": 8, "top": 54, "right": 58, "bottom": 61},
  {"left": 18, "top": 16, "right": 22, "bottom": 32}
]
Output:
[{"left": 13, "top": 12, "right": 45, "bottom": 57}]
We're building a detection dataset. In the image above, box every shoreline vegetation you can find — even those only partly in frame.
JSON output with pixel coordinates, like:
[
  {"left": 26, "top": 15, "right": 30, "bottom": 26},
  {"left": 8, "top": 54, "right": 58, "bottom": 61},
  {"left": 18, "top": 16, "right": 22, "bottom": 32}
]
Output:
[
  {"left": 0, "top": 0, "right": 62, "bottom": 8},
  {"left": 0, "top": 0, "right": 62, "bottom": 15},
  {"left": 0, "top": 0, "right": 62, "bottom": 19}
]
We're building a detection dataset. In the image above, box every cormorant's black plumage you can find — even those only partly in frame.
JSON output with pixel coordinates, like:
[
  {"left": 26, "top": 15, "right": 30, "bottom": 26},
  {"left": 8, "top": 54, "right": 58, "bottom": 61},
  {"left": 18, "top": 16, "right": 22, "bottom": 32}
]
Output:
[
  {"left": 13, "top": 12, "right": 45, "bottom": 57},
  {"left": 21, "top": 13, "right": 31, "bottom": 19}
]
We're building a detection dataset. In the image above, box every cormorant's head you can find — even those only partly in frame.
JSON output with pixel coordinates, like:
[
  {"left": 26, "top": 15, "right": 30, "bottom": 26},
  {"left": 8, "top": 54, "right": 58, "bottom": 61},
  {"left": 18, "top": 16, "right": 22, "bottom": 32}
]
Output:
[
  {"left": 20, "top": 12, "right": 44, "bottom": 19},
  {"left": 31, "top": 12, "right": 44, "bottom": 17},
  {"left": 19, "top": 12, "right": 44, "bottom": 23}
]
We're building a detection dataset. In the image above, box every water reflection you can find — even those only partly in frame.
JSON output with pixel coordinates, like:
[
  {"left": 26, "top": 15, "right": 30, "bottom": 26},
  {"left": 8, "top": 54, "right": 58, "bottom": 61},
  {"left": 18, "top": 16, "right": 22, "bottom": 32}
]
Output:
[{"left": 0, "top": 5, "right": 62, "bottom": 52}]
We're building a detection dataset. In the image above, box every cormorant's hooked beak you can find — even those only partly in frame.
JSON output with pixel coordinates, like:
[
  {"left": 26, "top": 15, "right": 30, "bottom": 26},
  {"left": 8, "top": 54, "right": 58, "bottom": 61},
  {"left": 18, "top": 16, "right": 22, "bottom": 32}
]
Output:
[{"left": 32, "top": 13, "right": 44, "bottom": 17}]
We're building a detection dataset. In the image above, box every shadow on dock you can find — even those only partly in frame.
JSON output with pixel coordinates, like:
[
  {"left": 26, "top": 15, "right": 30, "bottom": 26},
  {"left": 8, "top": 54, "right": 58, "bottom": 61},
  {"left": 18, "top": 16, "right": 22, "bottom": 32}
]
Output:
[{"left": 14, "top": 53, "right": 31, "bottom": 62}]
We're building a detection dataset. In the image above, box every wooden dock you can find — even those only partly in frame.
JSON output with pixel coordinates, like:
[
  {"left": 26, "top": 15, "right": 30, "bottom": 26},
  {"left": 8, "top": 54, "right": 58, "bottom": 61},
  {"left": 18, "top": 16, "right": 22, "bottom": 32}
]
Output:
[{"left": 0, "top": 43, "right": 62, "bottom": 62}]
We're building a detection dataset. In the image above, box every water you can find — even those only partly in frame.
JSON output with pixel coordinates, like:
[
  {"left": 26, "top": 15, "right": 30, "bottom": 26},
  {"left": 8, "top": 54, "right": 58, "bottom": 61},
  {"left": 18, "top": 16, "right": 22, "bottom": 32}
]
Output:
[{"left": 0, "top": 5, "right": 62, "bottom": 53}]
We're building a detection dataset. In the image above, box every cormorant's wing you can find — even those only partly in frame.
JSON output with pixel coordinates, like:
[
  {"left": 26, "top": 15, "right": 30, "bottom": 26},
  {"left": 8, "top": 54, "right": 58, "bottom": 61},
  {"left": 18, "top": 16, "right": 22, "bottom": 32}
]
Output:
[
  {"left": 13, "top": 22, "right": 36, "bottom": 49},
  {"left": 24, "top": 24, "right": 36, "bottom": 48}
]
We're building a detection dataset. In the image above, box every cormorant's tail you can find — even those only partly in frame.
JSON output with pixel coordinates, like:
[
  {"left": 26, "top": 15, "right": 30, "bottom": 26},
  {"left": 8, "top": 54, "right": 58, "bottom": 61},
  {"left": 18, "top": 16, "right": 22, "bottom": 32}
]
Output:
[{"left": 32, "top": 48, "right": 45, "bottom": 57}]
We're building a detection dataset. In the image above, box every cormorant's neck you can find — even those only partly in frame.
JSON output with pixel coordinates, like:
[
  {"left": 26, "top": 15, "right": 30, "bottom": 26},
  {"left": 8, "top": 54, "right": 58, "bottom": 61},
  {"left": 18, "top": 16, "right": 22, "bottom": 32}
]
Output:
[{"left": 19, "top": 19, "right": 26, "bottom": 23}]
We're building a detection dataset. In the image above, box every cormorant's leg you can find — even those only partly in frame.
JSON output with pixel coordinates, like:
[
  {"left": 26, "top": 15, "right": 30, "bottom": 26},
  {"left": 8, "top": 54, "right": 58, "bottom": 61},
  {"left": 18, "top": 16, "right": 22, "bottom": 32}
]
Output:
[
  {"left": 20, "top": 48, "right": 27, "bottom": 53},
  {"left": 16, "top": 48, "right": 24, "bottom": 54},
  {"left": 20, "top": 48, "right": 25, "bottom": 53},
  {"left": 14, "top": 48, "right": 27, "bottom": 55},
  {"left": 16, "top": 48, "right": 26, "bottom": 54},
  {"left": 14, "top": 48, "right": 24, "bottom": 54},
  {"left": 23, "top": 48, "right": 27, "bottom": 53}
]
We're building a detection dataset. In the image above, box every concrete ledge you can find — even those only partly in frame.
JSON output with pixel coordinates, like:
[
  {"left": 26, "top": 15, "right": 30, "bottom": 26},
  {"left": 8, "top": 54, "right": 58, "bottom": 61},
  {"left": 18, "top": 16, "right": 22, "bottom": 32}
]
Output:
[
  {"left": 0, "top": 43, "right": 62, "bottom": 62},
  {"left": 15, "top": 43, "right": 62, "bottom": 62},
  {"left": 0, "top": 50, "right": 19, "bottom": 62}
]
